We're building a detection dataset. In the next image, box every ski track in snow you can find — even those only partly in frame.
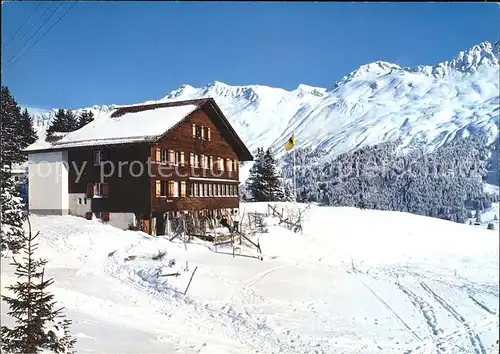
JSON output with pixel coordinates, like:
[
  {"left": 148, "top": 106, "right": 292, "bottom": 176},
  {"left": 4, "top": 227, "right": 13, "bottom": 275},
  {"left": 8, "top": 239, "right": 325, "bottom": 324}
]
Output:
[{"left": 419, "top": 282, "right": 487, "bottom": 354}]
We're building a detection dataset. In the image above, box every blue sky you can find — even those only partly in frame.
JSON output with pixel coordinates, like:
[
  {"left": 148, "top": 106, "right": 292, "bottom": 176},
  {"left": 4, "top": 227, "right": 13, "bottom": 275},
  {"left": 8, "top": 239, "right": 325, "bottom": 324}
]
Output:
[{"left": 1, "top": 2, "right": 498, "bottom": 109}]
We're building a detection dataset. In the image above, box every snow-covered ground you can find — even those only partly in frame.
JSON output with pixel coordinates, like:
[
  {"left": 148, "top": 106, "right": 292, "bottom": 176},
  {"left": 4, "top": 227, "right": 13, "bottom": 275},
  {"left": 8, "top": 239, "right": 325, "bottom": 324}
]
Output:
[{"left": 2, "top": 203, "right": 499, "bottom": 353}]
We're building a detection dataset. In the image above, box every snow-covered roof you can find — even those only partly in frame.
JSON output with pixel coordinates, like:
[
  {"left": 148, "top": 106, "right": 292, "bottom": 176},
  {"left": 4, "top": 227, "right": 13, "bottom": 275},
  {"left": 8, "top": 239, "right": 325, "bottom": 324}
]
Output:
[{"left": 25, "top": 103, "right": 199, "bottom": 152}]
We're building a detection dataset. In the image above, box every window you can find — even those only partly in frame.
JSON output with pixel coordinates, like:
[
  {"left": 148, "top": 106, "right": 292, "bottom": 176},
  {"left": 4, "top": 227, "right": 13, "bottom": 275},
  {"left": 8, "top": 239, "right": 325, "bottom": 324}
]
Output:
[
  {"left": 94, "top": 151, "right": 103, "bottom": 166},
  {"left": 84, "top": 198, "right": 88, "bottom": 205},
  {"left": 77, "top": 198, "right": 82, "bottom": 205},
  {"left": 156, "top": 180, "right": 183, "bottom": 198},
  {"left": 193, "top": 183, "right": 198, "bottom": 197},
  {"left": 194, "top": 154, "right": 200, "bottom": 168},
  {"left": 190, "top": 183, "right": 195, "bottom": 197},
  {"left": 207, "top": 127, "right": 211, "bottom": 141},
  {"left": 195, "top": 125, "right": 202, "bottom": 139},
  {"left": 161, "top": 150, "right": 168, "bottom": 164},
  {"left": 209, "top": 156, "right": 214, "bottom": 170},
  {"left": 180, "top": 181, "right": 187, "bottom": 198},
  {"left": 233, "top": 160, "right": 238, "bottom": 172},
  {"left": 168, "top": 181, "right": 178, "bottom": 197},
  {"left": 226, "top": 158, "right": 232, "bottom": 172},
  {"left": 87, "top": 182, "right": 108, "bottom": 198},
  {"left": 155, "top": 180, "right": 167, "bottom": 197},
  {"left": 203, "top": 155, "right": 209, "bottom": 169}
]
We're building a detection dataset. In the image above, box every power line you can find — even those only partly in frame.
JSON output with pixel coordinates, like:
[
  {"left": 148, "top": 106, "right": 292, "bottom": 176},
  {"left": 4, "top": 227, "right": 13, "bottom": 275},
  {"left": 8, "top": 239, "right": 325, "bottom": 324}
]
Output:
[
  {"left": 11, "top": 2, "right": 57, "bottom": 52},
  {"left": 6, "top": 1, "right": 80, "bottom": 70},
  {"left": 2, "top": 1, "right": 67, "bottom": 70},
  {"left": 2, "top": 2, "right": 42, "bottom": 49}
]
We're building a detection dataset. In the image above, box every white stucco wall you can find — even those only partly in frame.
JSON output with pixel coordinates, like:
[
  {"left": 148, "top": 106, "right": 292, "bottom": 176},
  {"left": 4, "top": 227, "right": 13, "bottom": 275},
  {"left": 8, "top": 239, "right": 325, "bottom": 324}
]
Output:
[
  {"left": 69, "top": 193, "right": 91, "bottom": 217},
  {"left": 28, "top": 151, "right": 69, "bottom": 215},
  {"left": 108, "top": 213, "right": 136, "bottom": 230}
]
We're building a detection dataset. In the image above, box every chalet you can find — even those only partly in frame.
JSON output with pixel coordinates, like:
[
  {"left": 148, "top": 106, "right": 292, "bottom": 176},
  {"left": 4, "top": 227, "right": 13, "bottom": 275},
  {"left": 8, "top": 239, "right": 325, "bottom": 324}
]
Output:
[{"left": 24, "top": 98, "right": 253, "bottom": 235}]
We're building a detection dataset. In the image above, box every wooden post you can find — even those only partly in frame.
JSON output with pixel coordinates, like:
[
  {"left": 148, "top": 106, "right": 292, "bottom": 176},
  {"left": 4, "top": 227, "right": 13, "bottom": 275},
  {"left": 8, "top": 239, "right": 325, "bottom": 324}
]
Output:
[
  {"left": 183, "top": 266, "right": 198, "bottom": 296},
  {"left": 183, "top": 216, "right": 187, "bottom": 251}
]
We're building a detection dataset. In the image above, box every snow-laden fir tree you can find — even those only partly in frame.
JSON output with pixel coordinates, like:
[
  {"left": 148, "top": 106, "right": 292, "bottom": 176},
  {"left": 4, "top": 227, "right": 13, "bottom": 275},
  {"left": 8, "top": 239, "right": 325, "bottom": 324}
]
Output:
[
  {"left": 475, "top": 209, "right": 482, "bottom": 224},
  {"left": 1, "top": 166, "right": 26, "bottom": 255},
  {"left": 19, "top": 108, "right": 38, "bottom": 147},
  {"left": 76, "top": 110, "right": 94, "bottom": 129},
  {"left": 1, "top": 86, "right": 24, "bottom": 166},
  {"left": 1, "top": 219, "right": 76, "bottom": 354},
  {"left": 262, "top": 148, "right": 287, "bottom": 201},
  {"left": 246, "top": 148, "right": 289, "bottom": 202},
  {"left": 246, "top": 148, "right": 266, "bottom": 202}
]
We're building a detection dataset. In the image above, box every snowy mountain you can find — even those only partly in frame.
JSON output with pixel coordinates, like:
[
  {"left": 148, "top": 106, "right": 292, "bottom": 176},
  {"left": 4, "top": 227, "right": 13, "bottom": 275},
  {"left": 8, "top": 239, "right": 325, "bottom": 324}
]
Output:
[{"left": 27, "top": 41, "right": 499, "bottom": 162}]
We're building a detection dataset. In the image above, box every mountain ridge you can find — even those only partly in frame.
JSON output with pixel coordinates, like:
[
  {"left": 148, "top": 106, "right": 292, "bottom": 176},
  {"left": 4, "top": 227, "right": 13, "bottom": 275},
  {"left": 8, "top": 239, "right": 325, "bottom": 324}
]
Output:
[{"left": 26, "top": 40, "right": 499, "bottom": 165}]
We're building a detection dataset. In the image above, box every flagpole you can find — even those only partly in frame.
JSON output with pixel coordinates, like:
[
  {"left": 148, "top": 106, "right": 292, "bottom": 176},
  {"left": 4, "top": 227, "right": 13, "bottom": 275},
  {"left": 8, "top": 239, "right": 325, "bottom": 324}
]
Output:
[{"left": 293, "top": 145, "right": 296, "bottom": 203}]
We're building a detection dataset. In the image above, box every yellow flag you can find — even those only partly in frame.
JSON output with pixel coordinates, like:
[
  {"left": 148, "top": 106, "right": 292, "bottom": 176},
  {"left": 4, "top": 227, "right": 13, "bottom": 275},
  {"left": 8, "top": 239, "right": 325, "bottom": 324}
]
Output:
[{"left": 285, "top": 133, "right": 295, "bottom": 151}]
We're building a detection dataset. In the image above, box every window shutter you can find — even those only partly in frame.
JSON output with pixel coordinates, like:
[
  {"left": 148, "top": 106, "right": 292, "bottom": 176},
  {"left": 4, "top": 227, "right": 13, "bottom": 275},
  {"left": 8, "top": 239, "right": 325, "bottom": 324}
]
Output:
[
  {"left": 169, "top": 150, "right": 175, "bottom": 164},
  {"left": 155, "top": 180, "right": 161, "bottom": 197},
  {"left": 86, "top": 183, "right": 94, "bottom": 198},
  {"left": 201, "top": 126, "right": 205, "bottom": 140},
  {"left": 208, "top": 128, "right": 211, "bottom": 141},
  {"left": 102, "top": 183, "right": 109, "bottom": 198},
  {"left": 190, "top": 153, "right": 194, "bottom": 166},
  {"left": 155, "top": 148, "right": 161, "bottom": 163},
  {"left": 192, "top": 124, "right": 196, "bottom": 138},
  {"left": 180, "top": 152, "right": 185, "bottom": 166},
  {"left": 181, "top": 181, "right": 186, "bottom": 198},
  {"left": 201, "top": 154, "right": 205, "bottom": 169},
  {"left": 209, "top": 156, "right": 213, "bottom": 170}
]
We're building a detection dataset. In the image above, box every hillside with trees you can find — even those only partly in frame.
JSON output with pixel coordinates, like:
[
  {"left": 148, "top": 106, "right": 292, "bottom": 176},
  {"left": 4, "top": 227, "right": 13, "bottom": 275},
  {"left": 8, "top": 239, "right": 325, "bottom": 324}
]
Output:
[{"left": 280, "top": 135, "right": 496, "bottom": 223}]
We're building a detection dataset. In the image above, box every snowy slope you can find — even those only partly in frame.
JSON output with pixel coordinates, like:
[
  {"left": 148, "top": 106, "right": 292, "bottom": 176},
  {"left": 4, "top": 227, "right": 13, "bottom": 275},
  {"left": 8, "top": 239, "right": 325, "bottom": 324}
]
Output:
[
  {"left": 27, "top": 41, "right": 499, "bottom": 165},
  {"left": 2, "top": 204, "right": 499, "bottom": 353}
]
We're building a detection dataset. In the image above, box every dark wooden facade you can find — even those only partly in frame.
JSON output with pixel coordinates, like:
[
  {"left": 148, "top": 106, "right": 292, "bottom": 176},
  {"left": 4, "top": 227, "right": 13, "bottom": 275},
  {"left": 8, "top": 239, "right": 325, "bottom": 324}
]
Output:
[{"left": 65, "top": 98, "right": 252, "bottom": 235}]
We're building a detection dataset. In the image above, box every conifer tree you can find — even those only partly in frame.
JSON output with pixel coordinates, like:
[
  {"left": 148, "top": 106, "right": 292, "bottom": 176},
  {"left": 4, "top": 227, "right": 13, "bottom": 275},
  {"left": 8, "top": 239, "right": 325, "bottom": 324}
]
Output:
[
  {"left": 46, "top": 109, "right": 68, "bottom": 137},
  {"left": 19, "top": 108, "right": 38, "bottom": 146},
  {"left": 1, "top": 86, "right": 24, "bottom": 165},
  {"left": 76, "top": 110, "right": 94, "bottom": 129},
  {"left": 246, "top": 147, "right": 266, "bottom": 202},
  {"left": 262, "top": 148, "right": 286, "bottom": 201},
  {"left": 1, "top": 219, "right": 76, "bottom": 353},
  {"left": 1, "top": 166, "right": 26, "bottom": 254},
  {"left": 64, "top": 110, "right": 79, "bottom": 132},
  {"left": 246, "top": 148, "right": 288, "bottom": 202},
  {"left": 475, "top": 209, "right": 482, "bottom": 224}
]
